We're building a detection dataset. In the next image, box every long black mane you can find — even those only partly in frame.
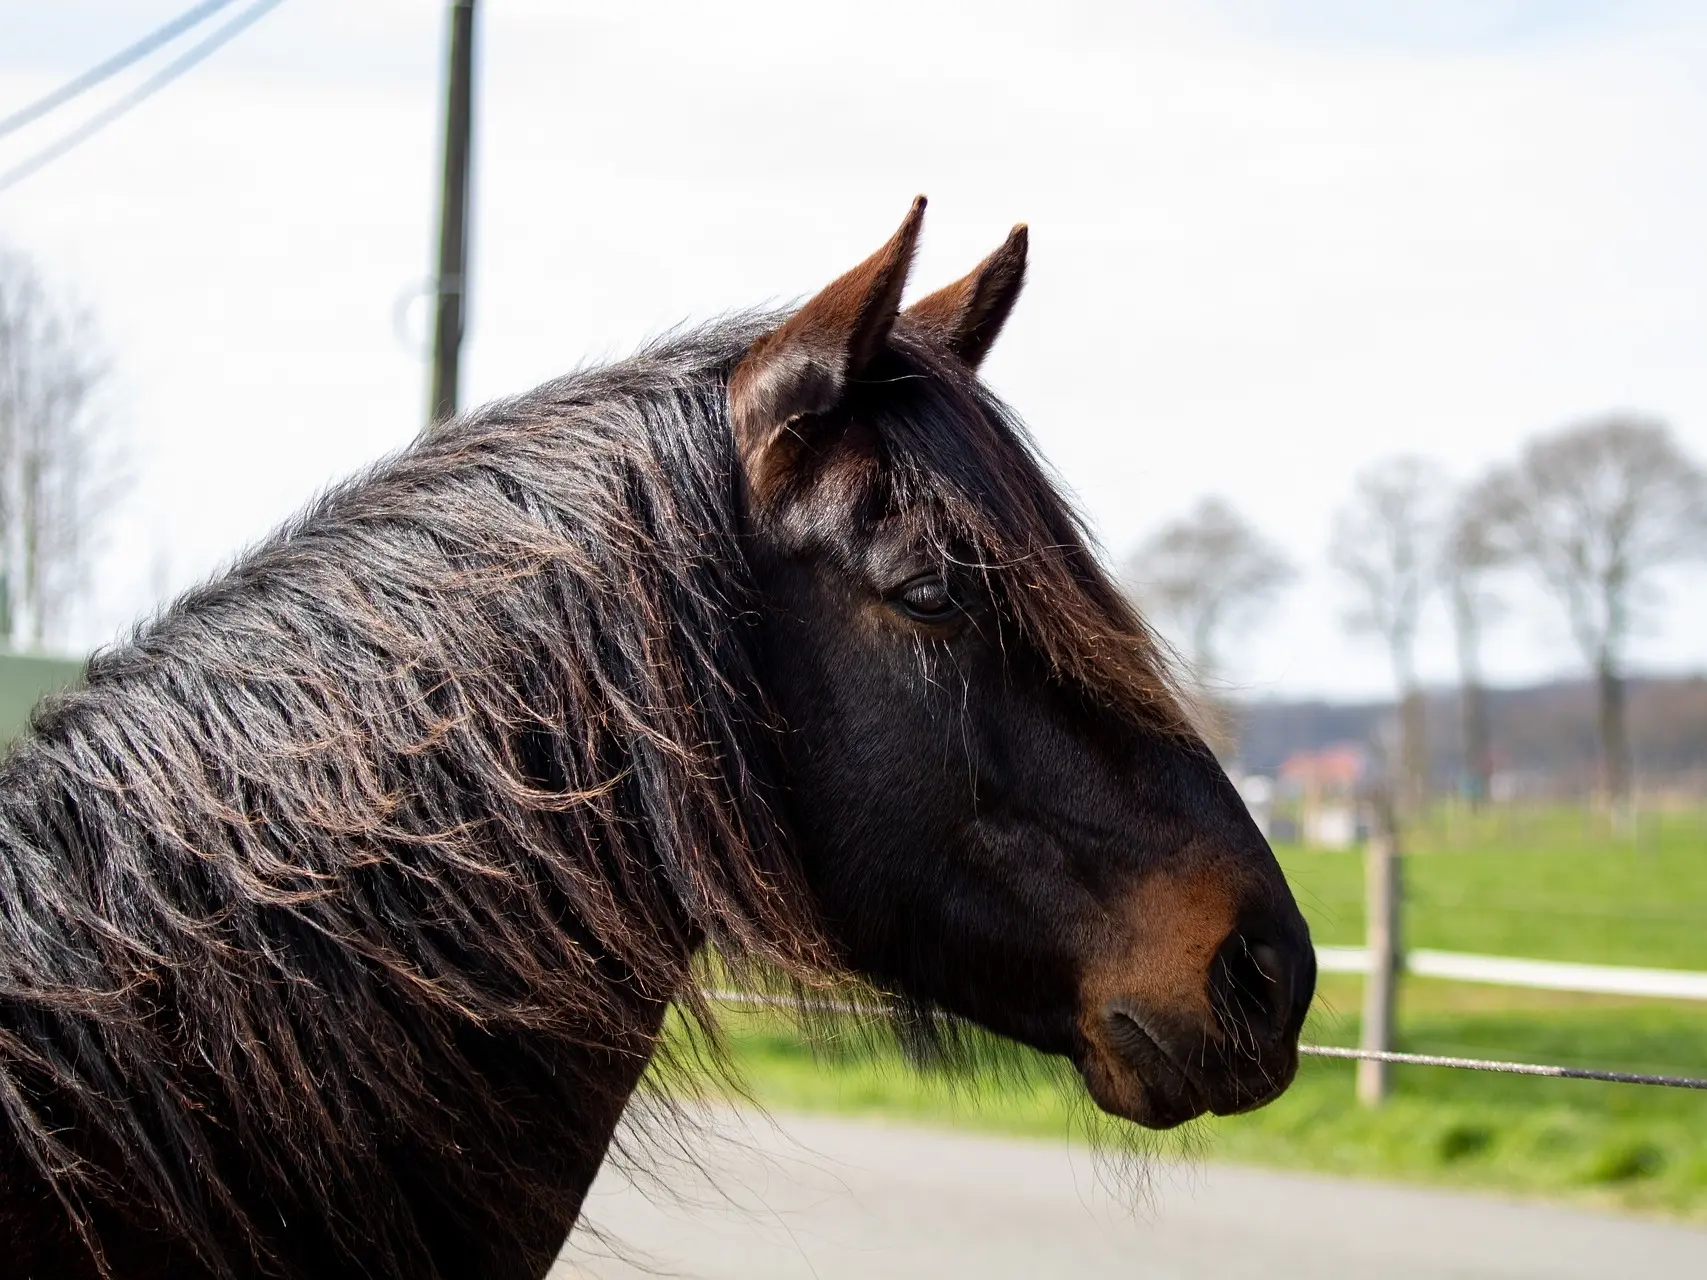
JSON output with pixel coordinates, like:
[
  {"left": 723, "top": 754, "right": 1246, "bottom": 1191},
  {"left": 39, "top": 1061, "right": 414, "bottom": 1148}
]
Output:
[
  {"left": 0, "top": 317, "right": 839, "bottom": 1275},
  {"left": 0, "top": 313, "right": 1184, "bottom": 1276}
]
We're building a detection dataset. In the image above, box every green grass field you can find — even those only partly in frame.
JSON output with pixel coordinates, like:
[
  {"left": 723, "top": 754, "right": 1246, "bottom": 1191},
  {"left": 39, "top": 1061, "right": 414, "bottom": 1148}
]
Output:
[
  {"left": 1281, "top": 805, "right": 1707, "bottom": 968},
  {"left": 689, "top": 806, "right": 1707, "bottom": 1219}
]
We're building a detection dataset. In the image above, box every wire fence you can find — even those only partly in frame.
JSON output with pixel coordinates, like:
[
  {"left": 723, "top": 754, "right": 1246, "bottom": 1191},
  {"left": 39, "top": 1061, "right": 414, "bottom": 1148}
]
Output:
[
  {"left": 1296, "top": 1045, "right": 1707, "bottom": 1090},
  {"left": 704, "top": 989, "right": 1707, "bottom": 1093}
]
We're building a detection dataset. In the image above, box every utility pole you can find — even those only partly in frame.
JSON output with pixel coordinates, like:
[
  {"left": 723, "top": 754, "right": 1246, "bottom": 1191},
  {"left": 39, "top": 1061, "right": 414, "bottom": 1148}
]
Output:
[{"left": 428, "top": 0, "right": 475, "bottom": 425}]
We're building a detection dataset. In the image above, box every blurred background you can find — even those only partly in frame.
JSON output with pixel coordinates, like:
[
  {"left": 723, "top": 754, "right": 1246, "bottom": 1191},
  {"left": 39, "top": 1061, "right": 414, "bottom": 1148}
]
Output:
[
  {"left": 2, "top": 1, "right": 1705, "bottom": 1270},
  {"left": 4, "top": 0, "right": 1706, "bottom": 693}
]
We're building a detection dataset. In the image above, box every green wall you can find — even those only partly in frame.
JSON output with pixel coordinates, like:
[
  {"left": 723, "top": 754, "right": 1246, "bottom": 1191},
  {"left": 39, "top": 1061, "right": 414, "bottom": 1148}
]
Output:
[{"left": 0, "top": 652, "right": 85, "bottom": 744}]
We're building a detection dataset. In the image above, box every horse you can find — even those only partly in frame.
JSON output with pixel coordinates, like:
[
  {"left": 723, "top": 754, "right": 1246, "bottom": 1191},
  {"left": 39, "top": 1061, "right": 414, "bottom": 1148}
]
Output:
[{"left": 0, "top": 198, "right": 1314, "bottom": 1279}]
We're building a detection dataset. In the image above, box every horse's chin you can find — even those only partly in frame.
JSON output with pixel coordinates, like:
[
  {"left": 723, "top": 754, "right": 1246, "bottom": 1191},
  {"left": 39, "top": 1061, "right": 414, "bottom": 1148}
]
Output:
[
  {"left": 1074, "top": 1038, "right": 1211, "bottom": 1131},
  {"left": 1074, "top": 1004, "right": 1302, "bottom": 1129}
]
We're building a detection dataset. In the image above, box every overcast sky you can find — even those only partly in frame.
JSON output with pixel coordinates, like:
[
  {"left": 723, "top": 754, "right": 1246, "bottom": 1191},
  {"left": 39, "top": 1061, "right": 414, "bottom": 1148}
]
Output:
[{"left": 2, "top": 0, "right": 1705, "bottom": 699}]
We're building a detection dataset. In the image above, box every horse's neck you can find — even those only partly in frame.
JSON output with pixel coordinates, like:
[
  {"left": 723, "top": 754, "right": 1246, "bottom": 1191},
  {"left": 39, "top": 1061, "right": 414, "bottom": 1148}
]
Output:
[
  {"left": 1, "top": 885, "right": 680, "bottom": 1279},
  {"left": 432, "top": 999, "right": 676, "bottom": 1277}
]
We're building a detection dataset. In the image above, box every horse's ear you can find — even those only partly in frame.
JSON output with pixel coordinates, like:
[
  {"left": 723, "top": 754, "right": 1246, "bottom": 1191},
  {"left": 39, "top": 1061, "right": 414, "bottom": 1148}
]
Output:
[
  {"left": 904, "top": 223, "right": 1028, "bottom": 369},
  {"left": 730, "top": 197, "right": 925, "bottom": 487}
]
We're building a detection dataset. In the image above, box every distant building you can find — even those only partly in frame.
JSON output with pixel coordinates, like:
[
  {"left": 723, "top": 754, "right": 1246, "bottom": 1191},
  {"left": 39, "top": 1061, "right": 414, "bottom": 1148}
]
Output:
[
  {"left": 1233, "top": 772, "right": 1275, "bottom": 839},
  {"left": 1278, "top": 744, "right": 1369, "bottom": 849}
]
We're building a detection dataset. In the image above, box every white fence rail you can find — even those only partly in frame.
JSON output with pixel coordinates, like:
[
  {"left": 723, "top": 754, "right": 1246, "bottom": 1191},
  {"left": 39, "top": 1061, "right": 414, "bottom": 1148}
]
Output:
[{"left": 1315, "top": 946, "right": 1707, "bottom": 1001}]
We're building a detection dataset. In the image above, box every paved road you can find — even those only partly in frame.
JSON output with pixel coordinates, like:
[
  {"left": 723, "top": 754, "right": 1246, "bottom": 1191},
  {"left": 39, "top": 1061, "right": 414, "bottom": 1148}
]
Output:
[{"left": 552, "top": 1110, "right": 1707, "bottom": 1279}]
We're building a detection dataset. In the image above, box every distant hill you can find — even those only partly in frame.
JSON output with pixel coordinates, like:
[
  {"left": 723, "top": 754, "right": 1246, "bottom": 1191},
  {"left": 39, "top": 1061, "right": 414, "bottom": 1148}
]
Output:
[
  {"left": 1229, "top": 674, "right": 1707, "bottom": 792},
  {"left": 0, "top": 656, "right": 1700, "bottom": 795}
]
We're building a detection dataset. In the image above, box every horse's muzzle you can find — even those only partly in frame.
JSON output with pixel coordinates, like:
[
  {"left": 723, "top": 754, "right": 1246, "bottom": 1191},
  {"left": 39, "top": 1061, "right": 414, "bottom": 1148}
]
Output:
[{"left": 1076, "top": 925, "right": 1315, "bottom": 1129}]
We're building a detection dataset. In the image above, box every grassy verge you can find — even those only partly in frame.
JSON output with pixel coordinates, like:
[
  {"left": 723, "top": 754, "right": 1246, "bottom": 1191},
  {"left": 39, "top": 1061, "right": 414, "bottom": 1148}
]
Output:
[{"left": 1211, "top": 975, "right": 1707, "bottom": 1219}]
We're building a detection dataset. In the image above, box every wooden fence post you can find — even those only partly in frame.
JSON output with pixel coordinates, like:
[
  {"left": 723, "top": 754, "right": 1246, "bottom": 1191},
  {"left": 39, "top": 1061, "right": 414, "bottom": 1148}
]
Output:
[{"left": 1358, "top": 789, "right": 1403, "bottom": 1106}]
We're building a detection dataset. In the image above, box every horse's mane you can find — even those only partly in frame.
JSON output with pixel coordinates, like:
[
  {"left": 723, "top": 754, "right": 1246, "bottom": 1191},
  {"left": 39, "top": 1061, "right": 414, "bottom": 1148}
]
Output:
[{"left": 0, "top": 313, "right": 1187, "bottom": 1275}]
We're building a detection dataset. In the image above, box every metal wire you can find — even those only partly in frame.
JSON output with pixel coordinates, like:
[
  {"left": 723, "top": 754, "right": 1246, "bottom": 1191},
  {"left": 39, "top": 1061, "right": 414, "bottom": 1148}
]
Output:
[
  {"left": 705, "top": 990, "right": 1707, "bottom": 1092},
  {"left": 1297, "top": 1045, "right": 1707, "bottom": 1090}
]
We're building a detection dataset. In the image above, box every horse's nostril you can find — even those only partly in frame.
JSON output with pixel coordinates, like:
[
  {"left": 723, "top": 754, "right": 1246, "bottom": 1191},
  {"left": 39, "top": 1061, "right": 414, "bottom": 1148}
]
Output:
[
  {"left": 1249, "top": 941, "right": 1285, "bottom": 1005},
  {"left": 1211, "top": 933, "right": 1293, "bottom": 1046}
]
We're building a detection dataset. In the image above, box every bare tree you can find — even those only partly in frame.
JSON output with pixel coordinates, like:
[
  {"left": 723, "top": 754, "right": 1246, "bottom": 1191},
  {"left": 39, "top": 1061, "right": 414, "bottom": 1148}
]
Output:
[
  {"left": 1331, "top": 456, "right": 1445, "bottom": 1104},
  {"left": 1330, "top": 455, "right": 1447, "bottom": 815},
  {"left": 1481, "top": 416, "right": 1707, "bottom": 808},
  {"left": 1124, "top": 496, "right": 1294, "bottom": 682},
  {"left": 1441, "top": 476, "right": 1507, "bottom": 807},
  {"left": 0, "top": 246, "right": 116, "bottom": 651}
]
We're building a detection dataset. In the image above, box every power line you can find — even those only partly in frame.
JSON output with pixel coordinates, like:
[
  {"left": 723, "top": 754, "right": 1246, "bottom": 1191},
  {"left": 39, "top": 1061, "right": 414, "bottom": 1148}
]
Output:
[
  {"left": 0, "top": 0, "right": 238, "bottom": 142},
  {"left": 0, "top": 0, "right": 285, "bottom": 196}
]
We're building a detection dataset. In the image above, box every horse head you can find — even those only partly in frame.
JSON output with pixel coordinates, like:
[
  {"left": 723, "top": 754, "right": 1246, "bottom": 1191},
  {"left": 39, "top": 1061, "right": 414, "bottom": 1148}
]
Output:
[{"left": 731, "top": 198, "right": 1314, "bottom": 1127}]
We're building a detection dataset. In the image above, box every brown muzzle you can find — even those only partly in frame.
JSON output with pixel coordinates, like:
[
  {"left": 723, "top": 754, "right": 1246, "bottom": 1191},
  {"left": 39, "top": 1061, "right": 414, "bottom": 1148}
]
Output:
[{"left": 1076, "top": 863, "right": 1315, "bottom": 1129}]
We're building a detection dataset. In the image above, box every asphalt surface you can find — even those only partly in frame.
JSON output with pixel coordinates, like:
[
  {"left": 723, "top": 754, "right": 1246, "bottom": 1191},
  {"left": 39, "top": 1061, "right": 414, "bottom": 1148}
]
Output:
[{"left": 551, "top": 1109, "right": 1707, "bottom": 1279}]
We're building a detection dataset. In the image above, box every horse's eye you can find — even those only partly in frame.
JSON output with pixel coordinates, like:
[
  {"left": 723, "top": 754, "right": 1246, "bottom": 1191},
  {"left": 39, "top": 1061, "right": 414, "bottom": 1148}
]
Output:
[{"left": 894, "top": 574, "right": 960, "bottom": 623}]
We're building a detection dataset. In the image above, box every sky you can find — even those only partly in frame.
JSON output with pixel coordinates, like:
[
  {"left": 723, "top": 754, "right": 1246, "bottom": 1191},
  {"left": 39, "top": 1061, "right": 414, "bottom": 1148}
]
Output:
[{"left": 1, "top": 0, "right": 1705, "bottom": 699}]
